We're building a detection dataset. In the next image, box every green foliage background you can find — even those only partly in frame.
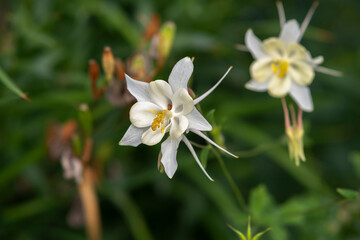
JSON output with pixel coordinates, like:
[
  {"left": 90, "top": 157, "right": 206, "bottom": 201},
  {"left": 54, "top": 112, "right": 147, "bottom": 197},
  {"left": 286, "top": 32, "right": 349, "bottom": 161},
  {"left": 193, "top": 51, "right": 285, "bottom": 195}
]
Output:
[{"left": 1, "top": 0, "right": 360, "bottom": 239}]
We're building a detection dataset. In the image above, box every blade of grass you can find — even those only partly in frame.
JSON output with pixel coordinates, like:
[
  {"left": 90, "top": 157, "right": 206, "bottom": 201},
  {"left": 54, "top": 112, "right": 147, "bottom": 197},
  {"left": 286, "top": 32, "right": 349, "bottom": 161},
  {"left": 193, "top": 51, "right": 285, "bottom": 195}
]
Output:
[
  {"left": 0, "top": 67, "right": 30, "bottom": 101},
  {"left": 88, "top": 2, "right": 140, "bottom": 48}
]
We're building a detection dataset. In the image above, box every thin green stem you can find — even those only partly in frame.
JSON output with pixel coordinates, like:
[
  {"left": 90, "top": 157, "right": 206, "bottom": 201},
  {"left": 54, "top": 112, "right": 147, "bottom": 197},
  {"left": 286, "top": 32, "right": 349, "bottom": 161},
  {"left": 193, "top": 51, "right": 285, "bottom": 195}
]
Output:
[
  {"left": 211, "top": 148, "right": 247, "bottom": 211},
  {"left": 235, "top": 136, "right": 286, "bottom": 158}
]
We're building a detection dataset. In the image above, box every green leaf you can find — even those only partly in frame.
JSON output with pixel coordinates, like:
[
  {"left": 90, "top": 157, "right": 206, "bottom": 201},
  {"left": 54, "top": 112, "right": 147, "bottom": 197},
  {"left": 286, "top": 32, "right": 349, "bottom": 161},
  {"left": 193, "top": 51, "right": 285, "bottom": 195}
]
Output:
[
  {"left": 350, "top": 152, "right": 360, "bottom": 178},
  {"left": 252, "top": 228, "right": 271, "bottom": 240},
  {"left": 0, "top": 66, "right": 30, "bottom": 101},
  {"left": 200, "top": 147, "right": 210, "bottom": 168},
  {"left": 249, "top": 185, "right": 275, "bottom": 220},
  {"left": 247, "top": 216, "right": 251, "bottom": 240},
  {"left": 227, "top": 224, "right": 247, "bottom": 240},
  {"left": 337, "top": 188, "right": 358, "bottom": 199}
]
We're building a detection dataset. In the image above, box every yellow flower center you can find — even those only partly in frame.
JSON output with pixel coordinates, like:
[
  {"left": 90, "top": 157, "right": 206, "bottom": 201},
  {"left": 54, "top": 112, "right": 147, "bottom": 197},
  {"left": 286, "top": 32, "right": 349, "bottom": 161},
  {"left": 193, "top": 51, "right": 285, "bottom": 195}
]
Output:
[
  {"left": 271, "top": 58, "right": 289, "bottom": 78},
  {"left": 150, "top": 110, "right": 172, "bottom": 133}
]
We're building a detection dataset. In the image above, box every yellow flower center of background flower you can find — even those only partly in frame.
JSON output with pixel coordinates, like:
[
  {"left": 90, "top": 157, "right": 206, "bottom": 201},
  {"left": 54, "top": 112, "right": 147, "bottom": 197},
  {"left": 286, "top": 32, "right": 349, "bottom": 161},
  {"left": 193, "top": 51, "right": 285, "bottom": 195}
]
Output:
[
  {"left": 271, "top": 59, "right": 289, "bottom": 78},
  {"left": 150, "top": 110, "right": 171, "bottom": 133}
]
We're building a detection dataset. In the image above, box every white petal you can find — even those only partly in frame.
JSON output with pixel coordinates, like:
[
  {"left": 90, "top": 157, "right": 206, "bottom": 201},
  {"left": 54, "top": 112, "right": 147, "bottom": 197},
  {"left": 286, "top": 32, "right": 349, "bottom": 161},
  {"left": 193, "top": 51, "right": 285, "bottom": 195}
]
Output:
[
  {"left": 245, "top": 79, "right": 269, "bottom": 92},
  {"left": 289, "top": 83, "right": 313, "bottom": 112},
  {"left": 250, "top": 58, "right": 273, "bottom": 83},
  {"left": 193, "top": 66, "right": 232, "bottom": 105},
  {"left": 161, "top": 137, "right": 182, "bottom": 179},
  {"left": 149, "top": 80, "right": 173, "bottom": 109},
  {"left": 279, "top": 20, "right": 300, "bottom": 44},
  {"left": 288, "top": 60, "right": 314, "bottom": 86},
  {"left": 141, "top": 126, "right": 167, "bottom": 146},
  {"left": 268, "top": 75, "right": 291, "bottom": 97},
  {"left": 245, "top": 29, "right": 267, "bottom": 59},
  {"left": 286, "top": 42, "right": 308, "bottom": 61},
  {"left": 172, "top": 88, "right": 194, "bottom": 116},
  {"left": 186, "top": 108, "right": 212, "bottom": 131},
  {"left": 119, "top": 124, "right": 147, "bottom": 147},
  {"left": 168, "top": 57, "right": 194, "bottom": 92},
  {"left": 170, "top": 116, "right": 189, "bottom": 140},
  {"left": 182, "top": 136, "right": 214, "bottom": 181},
  {"left": 130, "top": 102, "right": 162, "bottom": 128},
  {"left": 125, "top": 74, "right": 151, "bottom": 102},
  {"left": 262, "top": 38, "right": 287, "bottom": 58},
  {"left": 191, "top": 129, "right": 238, "bottom": 158}
]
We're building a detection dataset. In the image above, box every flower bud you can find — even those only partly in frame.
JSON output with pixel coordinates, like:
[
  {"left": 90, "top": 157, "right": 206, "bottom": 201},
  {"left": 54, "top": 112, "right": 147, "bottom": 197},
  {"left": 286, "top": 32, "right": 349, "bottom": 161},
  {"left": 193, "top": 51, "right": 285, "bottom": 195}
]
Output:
[
  {"left": 115, "top": 58, "right": 126, "bottom": 82},
  {"left": 158, "top": 22, "right": 176, "bottom": 60},
  {"left": 282, "top": 99, "right": 306, "bottom": 166},
  {"left": 88, "top": 60, "right": 99, "bottom": 83},
  {"left": 127, "top": 54, "right": 147, "bottom": 81},
  {"left": 102, "top": 46, "right": 115, "bottom": 81},
  {"left": 144, "top": 13, "right": 160, "bottom": 40}
]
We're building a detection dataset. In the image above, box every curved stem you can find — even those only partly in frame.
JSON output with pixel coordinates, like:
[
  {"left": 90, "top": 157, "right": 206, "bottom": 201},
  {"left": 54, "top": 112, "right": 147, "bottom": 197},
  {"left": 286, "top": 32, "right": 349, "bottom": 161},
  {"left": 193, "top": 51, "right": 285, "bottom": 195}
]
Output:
[{"left": 211, "top": 148, "right": 247, "bottom": 211}]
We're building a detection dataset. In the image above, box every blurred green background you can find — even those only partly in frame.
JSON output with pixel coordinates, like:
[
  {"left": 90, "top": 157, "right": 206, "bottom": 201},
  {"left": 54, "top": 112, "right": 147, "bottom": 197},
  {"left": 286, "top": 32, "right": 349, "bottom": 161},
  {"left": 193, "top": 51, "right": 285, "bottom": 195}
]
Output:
[{"left": 1, "top": 0, "right": 360, "bottom": 239}]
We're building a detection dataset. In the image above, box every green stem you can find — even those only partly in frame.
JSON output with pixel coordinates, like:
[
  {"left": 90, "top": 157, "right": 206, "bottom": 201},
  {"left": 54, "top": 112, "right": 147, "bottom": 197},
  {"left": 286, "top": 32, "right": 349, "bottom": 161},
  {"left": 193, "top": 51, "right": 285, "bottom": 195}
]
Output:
[
  {"left": 211, "top": 148, "right": 247, "bottom": 211},
  {"left": 235, "top": 136, "right": 285, "bottom": 158}
]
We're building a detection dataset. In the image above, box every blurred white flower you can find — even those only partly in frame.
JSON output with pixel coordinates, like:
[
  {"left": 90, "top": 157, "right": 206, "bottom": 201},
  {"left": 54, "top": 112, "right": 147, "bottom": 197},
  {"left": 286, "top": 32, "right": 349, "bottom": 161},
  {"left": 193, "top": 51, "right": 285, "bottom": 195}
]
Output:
[
  {"left": 119, "top": 57, "right": 236, "bottom": 180},
  {"left": 61, "top": 150, "right": 83, "bottom": 184},
  {"left": 244, "top": 2, "right": 341, "bottom": 112}
]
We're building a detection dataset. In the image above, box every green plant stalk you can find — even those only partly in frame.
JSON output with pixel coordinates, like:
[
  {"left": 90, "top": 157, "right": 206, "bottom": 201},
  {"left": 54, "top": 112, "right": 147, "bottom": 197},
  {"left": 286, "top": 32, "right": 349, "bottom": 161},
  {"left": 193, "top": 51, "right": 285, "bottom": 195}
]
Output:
[
  {"left": 99, "top": 182, "right": 154, "bottom": 240},
  {"left": 211, "top": 148, "right": 247, "bottom": 211}
]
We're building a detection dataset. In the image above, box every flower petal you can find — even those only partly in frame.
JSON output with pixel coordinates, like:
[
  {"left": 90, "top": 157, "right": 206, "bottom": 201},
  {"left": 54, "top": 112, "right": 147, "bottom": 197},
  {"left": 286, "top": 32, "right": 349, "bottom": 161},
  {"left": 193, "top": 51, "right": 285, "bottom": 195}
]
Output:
[
  {"left": 193, "top": 66, "right": 232, "bottom": 105},
  {"left": 245, "top": 79, "right": 269, "bottom": 92},
  {"left": 186, "top": 108, "right": 212, "bottom": 131},
  {"left": 191, "top": 129, "right": 238, "bottom": 158},
  {"left": 279, "top": 20, "right": 300, "bottom": 44},
  {"left": 148, "top": 80, "right": 173, "bottom": 109},
  {"left": 161, "top": 137, "right": 182, "bottom": 179},
  {"left": 130, "top": 102, "right": 162, "bottom": 128},
  {"left": 170, "top": 115, "right": 189, "bottom": 140},
  {"left": 288, "top": 60, "right": 314, "bottom": 86},
  {"left": 268, "top": 75, "right": 291, "bottom": 97},
  {"left": 245, "top": 29, "right": 267, "bottom": 59},
  {"left": 250, "top": 58, "right": 273, "bottom": 83},
  {"left": 119, "top": 124, "right": 147, "bottom": 147},
  {"left": 172, "top": 88, "right": 194, "bottom": 116},
  {"left": 262, "top": 38, "right": 286, "bottom": 58},
  {"left": 286, "top": 42, "right": 308, "bottom": 61},
  {"left": 125, "top": 74, "right": 151, "bottom": 102},
  {"left": 168, "top": 57, "right": 194, "bottom": 92},
  {"left": 182, "top": 136, "right": 214, "bottom": 181},
  {"left": 141, "top": 126, "right": 167, "bottom": 146},
  {"left": 289, "top": 83, "right": 313, "bottom": 112}
]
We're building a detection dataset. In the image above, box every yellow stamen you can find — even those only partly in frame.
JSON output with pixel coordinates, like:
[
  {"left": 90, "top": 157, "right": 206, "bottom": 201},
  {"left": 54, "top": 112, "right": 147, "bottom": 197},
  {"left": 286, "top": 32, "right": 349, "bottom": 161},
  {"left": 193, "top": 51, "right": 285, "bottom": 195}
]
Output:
[
  {"left": 271, "top": 58, "right": 289, "bottom": 78},
  {"left": 150, "top": 110, "right": 171, "bottom": 132}
]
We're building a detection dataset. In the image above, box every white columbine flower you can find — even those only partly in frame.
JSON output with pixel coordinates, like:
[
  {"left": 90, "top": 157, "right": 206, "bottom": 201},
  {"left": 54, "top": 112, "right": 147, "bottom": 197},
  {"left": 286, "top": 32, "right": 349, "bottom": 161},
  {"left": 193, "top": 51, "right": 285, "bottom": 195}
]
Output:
[
  {"left": 244, "top": 2, "right": 341, "bottom": 112},
  {"left": 119, "top": 57, "right": 236, "bottom": 181}
]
